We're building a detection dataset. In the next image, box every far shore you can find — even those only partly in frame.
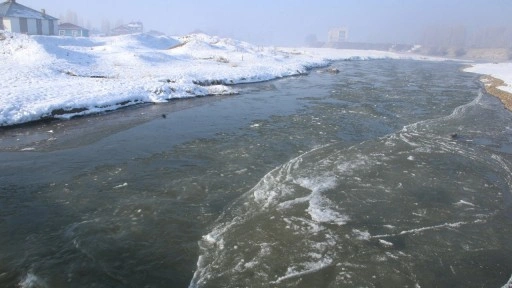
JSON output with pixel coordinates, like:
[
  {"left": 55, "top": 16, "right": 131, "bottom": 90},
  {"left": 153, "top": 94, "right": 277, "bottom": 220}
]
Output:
[{"left": 480, "top": 75, "right": 512, "bottom": 111}]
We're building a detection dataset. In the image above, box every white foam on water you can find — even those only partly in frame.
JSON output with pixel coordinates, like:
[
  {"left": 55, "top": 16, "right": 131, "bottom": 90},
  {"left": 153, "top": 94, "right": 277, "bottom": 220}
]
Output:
[
  {"left": 394, "top": 90, "right": 486, "bottom": 152},
  {"left": 252, "top": 154, "right": 305, "bottom": 208},
  {"left": 283, "top": 216, "right": 325, "bottom": 234},
  {"left": 271, "top": 257, "right": 333, "bottom": 284},
  {"left": 294, "top": 175, "right": 336, "bottom": 194},
  {"left": 19, "top": 272, "right": 47, "bottom": 288},
  {"left": 292, "top": 175, "right": 349, "bottom": 225},
  {"left": 353, "top": 229, "right": 371, "bottom": 240},
  {"left": 307, "top": 194, "right": 349, "bottom": 225},
  {"left": 190, "top": 90, "right": 512, "bottom": 286},
  {"left": 371, "top": 220, "right": 483, "bottom": 239},
  {"left": 501, "top": 274, "right": 512, "bottom": 288},
  {"left": 336, "top": 155, "right": 370, "bottom": 174},
  {"left": 277, "top": 196, "right": 310, "bottom": 209}
]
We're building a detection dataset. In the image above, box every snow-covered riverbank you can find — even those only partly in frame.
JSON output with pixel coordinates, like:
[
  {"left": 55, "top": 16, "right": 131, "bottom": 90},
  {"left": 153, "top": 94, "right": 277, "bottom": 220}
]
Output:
[
  {"left": 465, "top": 63, "right": 512, "bottom": 110},
  {"left": 464, "top": 63, "right": 512, "bottom": 95},
  {"left": 0, "top": 31, "right": 449, "bottom": 126}
]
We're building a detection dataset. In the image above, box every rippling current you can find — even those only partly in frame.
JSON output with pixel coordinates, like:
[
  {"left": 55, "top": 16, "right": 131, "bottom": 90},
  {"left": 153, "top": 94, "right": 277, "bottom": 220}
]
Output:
[{"left": 1, "top": 60, "right": 512, "bottom": 287}]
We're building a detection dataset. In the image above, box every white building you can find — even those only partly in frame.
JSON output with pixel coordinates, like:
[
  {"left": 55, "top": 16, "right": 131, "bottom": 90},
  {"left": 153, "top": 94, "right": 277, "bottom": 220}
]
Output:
[
  {"left": 0, "top": 0, "right": 58, "bottom": 35},
  {"left": 328, "top": 27, "right": 348, "bottom": 43}
]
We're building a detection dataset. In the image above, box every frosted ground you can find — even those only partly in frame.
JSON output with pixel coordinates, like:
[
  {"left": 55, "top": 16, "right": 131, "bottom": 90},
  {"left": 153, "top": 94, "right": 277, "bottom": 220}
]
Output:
[{"left": 0, "top": 31, "right": 510, "bottom": 127}]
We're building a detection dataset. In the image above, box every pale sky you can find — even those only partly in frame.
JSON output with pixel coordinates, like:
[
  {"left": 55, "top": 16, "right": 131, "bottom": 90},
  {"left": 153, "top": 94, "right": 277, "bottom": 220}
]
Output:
[{"left": 18, "top": 0, "right": 512, "bottom": 46}]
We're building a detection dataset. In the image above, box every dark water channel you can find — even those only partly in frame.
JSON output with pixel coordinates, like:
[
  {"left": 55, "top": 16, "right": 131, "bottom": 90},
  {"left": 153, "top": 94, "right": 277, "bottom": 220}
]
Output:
[{"left": 1, "top": 60, "right": 511, "bottom": 287}]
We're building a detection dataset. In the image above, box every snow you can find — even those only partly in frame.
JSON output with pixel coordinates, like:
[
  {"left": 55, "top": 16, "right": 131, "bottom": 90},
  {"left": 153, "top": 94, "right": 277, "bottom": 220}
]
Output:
[
  {"left": 465, "top": 63, "right": 512, "bottom": 94},
  {"left": 1, "top": 31, "right": 442, "bottom": 126}
]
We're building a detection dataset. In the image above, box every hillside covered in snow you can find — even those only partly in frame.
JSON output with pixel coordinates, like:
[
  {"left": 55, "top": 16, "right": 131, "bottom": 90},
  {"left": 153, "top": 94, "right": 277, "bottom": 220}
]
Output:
[{"left": 0, "top": 32, "right": 456, "bottom": 126}]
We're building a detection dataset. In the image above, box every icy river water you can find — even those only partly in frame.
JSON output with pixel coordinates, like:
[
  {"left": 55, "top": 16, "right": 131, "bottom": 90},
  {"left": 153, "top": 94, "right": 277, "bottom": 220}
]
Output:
[{"left": 1, "top": 60, "right": 512, "bottom": 287}]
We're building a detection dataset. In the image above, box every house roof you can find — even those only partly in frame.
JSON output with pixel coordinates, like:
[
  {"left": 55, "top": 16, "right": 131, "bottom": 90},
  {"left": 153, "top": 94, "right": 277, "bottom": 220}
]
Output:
[
  {"left": 0, "top": 0, "right": 58, "bottom": 20},
  {"left": 58, "top": 23, "right": 88, "bottom": 31},
  {"left": 112, "top": 22, "right": 143, "bottom": 32}
]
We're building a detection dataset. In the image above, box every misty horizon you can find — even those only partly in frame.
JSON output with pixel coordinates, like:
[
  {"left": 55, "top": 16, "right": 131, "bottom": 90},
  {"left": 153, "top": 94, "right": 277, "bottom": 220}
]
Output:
[{"left": 16, "top": 0, "right": 512, "bottom": 47}]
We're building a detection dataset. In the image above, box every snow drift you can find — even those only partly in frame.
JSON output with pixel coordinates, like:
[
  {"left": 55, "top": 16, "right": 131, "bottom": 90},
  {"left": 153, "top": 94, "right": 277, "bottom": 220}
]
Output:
[{"left": 1, "top": 31, "right": 447, "bottom": 126}]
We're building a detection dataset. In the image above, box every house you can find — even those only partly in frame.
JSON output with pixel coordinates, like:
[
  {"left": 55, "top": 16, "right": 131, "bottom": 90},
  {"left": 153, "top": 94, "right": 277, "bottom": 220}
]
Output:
[
  {"left": 58, "top": 22, "right": 89, "bottom": 37},
  {"left": 0, "top": 0, "right": 58, "bottom": 35},
  {"left": 328, "top": 27, "right": 348, "bottom": 43},
  {"left": 111, "top": 21, "right": 143, "bottom": 36}
]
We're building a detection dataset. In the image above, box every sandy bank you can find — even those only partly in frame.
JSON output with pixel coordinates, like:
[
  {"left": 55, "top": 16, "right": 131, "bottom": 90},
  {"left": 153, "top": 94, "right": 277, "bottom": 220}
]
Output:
[{"left": 480, "top": 75, "right": 512, "bottom": 111}]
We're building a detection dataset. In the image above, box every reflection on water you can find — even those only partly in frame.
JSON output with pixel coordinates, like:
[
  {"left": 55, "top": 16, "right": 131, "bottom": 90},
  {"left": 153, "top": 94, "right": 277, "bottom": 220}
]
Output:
[{"left": 1, "top": 60, "right": 511, "bottom": 287}]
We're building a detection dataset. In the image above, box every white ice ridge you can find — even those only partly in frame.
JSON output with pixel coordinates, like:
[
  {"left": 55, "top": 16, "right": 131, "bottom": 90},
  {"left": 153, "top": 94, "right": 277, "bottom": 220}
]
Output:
[
  {"left": 0, "top": 31, "right": 444, "bottom": 126},
  {"left": 371, "top": 220, "right": 486, "bottom": 239}
]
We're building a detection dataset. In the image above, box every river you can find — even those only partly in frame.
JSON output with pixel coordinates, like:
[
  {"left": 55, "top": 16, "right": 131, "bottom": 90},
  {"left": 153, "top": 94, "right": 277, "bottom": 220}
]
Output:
[{"left": 1, "top": 60, "right": 511, "bottom": 287}]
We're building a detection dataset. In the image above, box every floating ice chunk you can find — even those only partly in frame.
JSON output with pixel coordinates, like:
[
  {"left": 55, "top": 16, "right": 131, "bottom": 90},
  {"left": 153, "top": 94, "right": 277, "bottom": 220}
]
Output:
[
  {"left": 385, "top": 252, "right": 399, "bottom": 259},
  {"left": 20, "top": 147, "right": 36, "bottom": 151},
  {"left": 454, "top": 200, "right": 476, "bottom": 207},
  {"left": 353, "top": 229, "right": 371, "bottom": 240},
  {"left": 379, "top": 239, "right": 394, "bottom": 247},
  {"left": 113, "top": 182, "right": 128, "bottom": 189}
]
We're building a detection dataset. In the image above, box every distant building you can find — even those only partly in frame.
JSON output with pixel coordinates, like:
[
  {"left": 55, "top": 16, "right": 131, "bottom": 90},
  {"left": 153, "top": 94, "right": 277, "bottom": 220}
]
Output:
[
  {"left": 111, "top": 21, "right": 143, "bottom": 36},
  {"left": 328, "top": 27, "right": 348, "bottom": 43},
  {"left": 0, "top": 0, "right": 58, "bottom": 35},
  {"left": 58, "top": 22, "right": 89, "bottom": 37}
]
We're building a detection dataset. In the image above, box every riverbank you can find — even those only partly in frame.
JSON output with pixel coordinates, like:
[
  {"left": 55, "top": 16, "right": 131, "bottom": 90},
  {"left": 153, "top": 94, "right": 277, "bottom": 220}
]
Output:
[
  {"left": 480, "top": 75, "right": 512, "bottom": 110},
  {"left": 464, "top": 63, "right": 512, "bottom": 111},
  {"left": 0, "top": 31, "right": 444, "bottom": 127}
]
